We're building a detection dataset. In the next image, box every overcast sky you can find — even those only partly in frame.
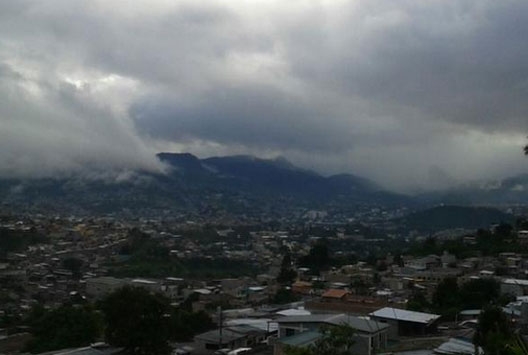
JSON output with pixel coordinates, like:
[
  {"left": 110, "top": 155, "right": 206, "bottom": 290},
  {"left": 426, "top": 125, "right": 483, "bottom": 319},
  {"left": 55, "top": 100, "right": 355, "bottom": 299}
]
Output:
[{"left": 2, "top": 0, "right": 528, "bottom": 192}]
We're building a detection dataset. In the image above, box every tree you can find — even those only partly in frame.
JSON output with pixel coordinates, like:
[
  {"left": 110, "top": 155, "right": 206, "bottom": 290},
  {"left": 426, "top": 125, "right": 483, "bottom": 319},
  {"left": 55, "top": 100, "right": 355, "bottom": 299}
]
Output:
[
  {"left": 299, "top": 240, "right": 331, "bottom": 274},
  {"left": 474, "top": 306, "right": 515, "bottom": 355},
  {"left": 393, "top": 254, "right": 404, "bottom": 267},
  {"left": 313, "top": 324, "right": 357, "bottom": 355},
  {"left": 407, "top": 291, "right": 430, "bottom": 312},
  {"left": 277, "top": 252, "right": 297, "bottom": 284},
  {"left": 459, "top": 278, "right": 500, "bottom": 309},
  {"left": 432, "top": 278, "right": 460, "bottom": 318},
  {"left": 494, "top": 223, "right": 513, "bottom": 238},
  {"left": 169, "top": 309, "right": 215, "bottom": 342},
  {"left": 272, "top": 288, "right": 300, "bottom": 304},
  {"left": 101, "top": 286, "right": 171, "bottom": 355},
  {"left": 283, "top": 324, "right": 356, "bottom": 355},
  {"left": 24, "top": 305, "right": 102, "bottom": 354}
]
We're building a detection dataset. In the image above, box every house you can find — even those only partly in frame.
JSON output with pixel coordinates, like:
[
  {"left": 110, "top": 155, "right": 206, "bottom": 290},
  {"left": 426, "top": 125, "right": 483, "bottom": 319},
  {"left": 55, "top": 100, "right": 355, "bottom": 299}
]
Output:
[
  {"left": 305, "top": 295, "right": 389, "bottom": 316},
  {"left": 501, "top": 278, "right": 528, "bottom": 297},
  {"left": 194, "top": 325, "right": 267, "bottom": 351},
  {"left": 130, "top": 278, "right": 160, "bottom": 293},
  {"left": 275, "top": 313, "right": 389, "bottom": 355},
  {"left": 321, "top": 289, "right": 349, "bottom": 301},
  {"left": 404, "top": 255, "right": 440, "bottom": 271},
  {"left": 291, "top": 281, "right": 313, "bottom": 295},
  {"left": 273, "top": 331, "right": 321, "bottom": 355},
  {"left": 440, "top": 251, "right": 456, "bottom": 268},
  {"left": 369, "top": 307, "right": 441, "bottom": 339},
  {"left": 458, "top": 309, "right": 481, "bottom": 321},
  {"left": 85, "top": 277, "right": 125, "bottom": 299},
  {"left": 518, "top": 231, "right": 528, "bottom": 245}
]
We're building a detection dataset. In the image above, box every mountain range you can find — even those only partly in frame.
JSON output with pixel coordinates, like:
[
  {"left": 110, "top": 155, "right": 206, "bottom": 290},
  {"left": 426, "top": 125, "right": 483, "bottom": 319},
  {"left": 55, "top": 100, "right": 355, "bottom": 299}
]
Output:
[
  {"left": 1, "top": 152, "right": 527, "bottom": 217},
  {"left": 0, "top": 153, "right": 406, "bottom": 216}
]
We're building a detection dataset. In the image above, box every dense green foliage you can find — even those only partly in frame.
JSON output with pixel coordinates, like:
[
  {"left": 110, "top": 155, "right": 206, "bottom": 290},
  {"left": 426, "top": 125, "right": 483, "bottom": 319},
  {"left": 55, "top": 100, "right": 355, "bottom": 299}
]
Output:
[
  {"left": 101, "top": 286, "right": 171, "bottom": 355},
  {"left": 169, "top": 309, "right": 215, "bottom": 342},
  {"left": 100, "top": 286, "right": 215, "bottom": 354},
  {"left": 24, "top": 305, "right": 102, "bottom": 354},
  {"left": 298, "top": 240, "right": 332, "bottom": 274},
  {"left": 474, "top": 306, "right": 518, "bottom": 355},
  {"left": 110, "top": 228, "right": 260, "bottom": 278},
  {"left": 273, "top": 288, "right": 301, "bottom": 304},
  {"left": 427, "top": 278, "right": 507, "bottom": 319},
  {"left": 408, "top": 223, "right": 527, "bottom": 258},
  {"left": 0, "top": 227, "right": 48, "bottom": 257},
  {"left": 431, "top": 278, "right": 461, "bottom": 318},
  {"left": 277, "top": 252, "right": 297, "bottom": 284},
  {"left": 110, "top": 257, "right": 259, "bottom": 279},
  {"left": 312, "top": 324, "right": 357, "bottom": 355},
  {"left": 406, "top": 291, "right": 429, "bottom": 313}
]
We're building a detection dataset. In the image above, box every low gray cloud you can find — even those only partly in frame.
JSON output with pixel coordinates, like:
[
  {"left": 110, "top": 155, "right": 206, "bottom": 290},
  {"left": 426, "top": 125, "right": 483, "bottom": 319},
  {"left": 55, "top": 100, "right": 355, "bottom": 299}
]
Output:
[{"left": 1, "top": 0, "right": 528, "bottom": 191}]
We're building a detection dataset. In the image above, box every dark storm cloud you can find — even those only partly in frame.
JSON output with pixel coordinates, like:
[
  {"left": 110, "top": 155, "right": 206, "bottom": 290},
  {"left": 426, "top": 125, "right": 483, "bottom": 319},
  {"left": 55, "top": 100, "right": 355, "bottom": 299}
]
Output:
[
  {"left": 130, "top": 85, "right": 363, "bottom": 153},
  {"left": 1, "top": 0, "right": 528, "bottom": 190}
]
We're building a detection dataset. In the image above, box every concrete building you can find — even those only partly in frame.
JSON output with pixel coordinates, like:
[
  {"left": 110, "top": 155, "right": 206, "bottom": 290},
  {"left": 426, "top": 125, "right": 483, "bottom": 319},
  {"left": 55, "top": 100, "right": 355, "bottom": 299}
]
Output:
[
  {"left": 501, "top": 278, "right": 528, "bottom": 297},
  {"left": 85, "top": 277, "right": 125, "bottom": 299}
]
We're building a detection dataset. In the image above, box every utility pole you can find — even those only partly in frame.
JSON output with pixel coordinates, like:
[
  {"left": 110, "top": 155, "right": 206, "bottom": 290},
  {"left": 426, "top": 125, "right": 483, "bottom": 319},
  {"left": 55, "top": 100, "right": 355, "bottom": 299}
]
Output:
[{"left": 217, "top": 306, "right": 223, "bottom": 348}]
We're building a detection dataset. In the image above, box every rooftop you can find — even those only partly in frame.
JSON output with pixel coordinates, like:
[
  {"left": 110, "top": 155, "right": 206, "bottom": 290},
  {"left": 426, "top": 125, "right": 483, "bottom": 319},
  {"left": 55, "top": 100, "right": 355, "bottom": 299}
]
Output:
[
  {"left": 322, "top": 289, "right": 349, "bottom": 299},
  {"left": 278, "top": 331, "right": 321, "bottom": 347},
  {"left": 369, "top": 307, "right": 440, "bottom": 325},
  {"left": 276, "top": 313, "right": 389, "bottom": 333}
]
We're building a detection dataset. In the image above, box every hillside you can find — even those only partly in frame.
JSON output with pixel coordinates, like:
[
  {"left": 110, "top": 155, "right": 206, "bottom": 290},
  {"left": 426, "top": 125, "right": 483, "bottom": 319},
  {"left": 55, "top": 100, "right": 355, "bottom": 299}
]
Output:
[
  {"left": 418, "top": 174, "right": 528, "bottom": 205},
  {"left": 399, "top": 205, "right": 514, "bottom": 232},
  {"left": 0, "top": 153, "right": 407, "bottom": 216}
]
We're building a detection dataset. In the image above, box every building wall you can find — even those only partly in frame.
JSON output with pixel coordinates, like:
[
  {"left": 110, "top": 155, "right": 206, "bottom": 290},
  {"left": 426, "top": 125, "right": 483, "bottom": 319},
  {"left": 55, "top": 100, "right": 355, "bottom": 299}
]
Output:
[
  {"left": 501, "top": 282, "right": 525, "bottom": 297},
  {"left": 85, "top": 277, "right": 125, "bottom": 298}
]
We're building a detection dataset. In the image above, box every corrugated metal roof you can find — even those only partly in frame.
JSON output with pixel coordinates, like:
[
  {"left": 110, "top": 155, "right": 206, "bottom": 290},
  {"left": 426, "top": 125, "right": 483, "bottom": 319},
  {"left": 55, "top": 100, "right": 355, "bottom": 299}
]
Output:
[
  {"left": 226, "top": 318, "right": 278, "bottom": 332},
  {"left": 434, "top": 337, "right": 482, "bottom": 355},
  {"left": 276, "top": 313, "right": 389, "bottom": 333},
  {"left": 370, "top": 307, "right": 440, "bottom": 324},
  {"left": 278, "top": 331, "right": 321, "bottom": 347},
  {"left": 276, "top": 308, "right": 311, "bottom": 317},
  {"left": 194, "top": 328, "right": 247, "bottom": 344},
  {"left": 195, "top": 325, "right": 267, "bottom": 344},
  {"left": 503, "top": 278, "right": 528, "bottom": 286}
]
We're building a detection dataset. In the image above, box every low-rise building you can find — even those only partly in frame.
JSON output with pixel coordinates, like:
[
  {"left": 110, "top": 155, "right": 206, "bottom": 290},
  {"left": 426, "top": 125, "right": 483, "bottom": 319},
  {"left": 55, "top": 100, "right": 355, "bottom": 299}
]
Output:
[
  {"left": 369, "top": 307, "right": 441, "bottom": 339},
  {"left": 275, "top": 313, "right": 389, "bottom": 355},
  {"left": 85, "top": 277, "right": 125, "bottom": 299}
]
